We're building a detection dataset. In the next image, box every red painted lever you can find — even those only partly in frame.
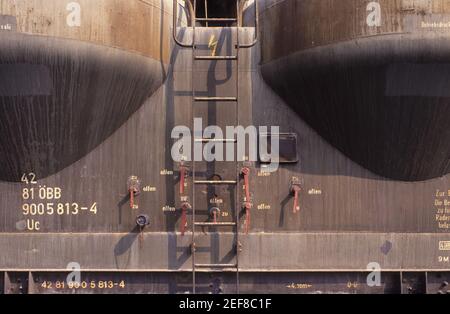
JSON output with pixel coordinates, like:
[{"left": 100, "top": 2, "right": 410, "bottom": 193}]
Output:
[
  {"left": 291, "top": 185, "right": 301, "bottom": 213},
  {"left": 180, "top": 202, "right": 191, "bottom": 236},
  {"left": 210, "top": 207, "right": 220, "bottom": 223},
  {"left": 245, "top": 209, "right": 251, "bottom": 234},
  {"left": 129, "top": 188, "right": 136, "bottom": 209},
  {"left": 180, "top": 166, "right": 186, "bottom": 195},
  {"left": 241, "top": 167, "right": 251, "bottom": 233},
  {"left": 127, "top": 176, "right": 140, "bottom": 209},
  {"left": 242, "top": 168, "right": 251, "bottom": 206}
]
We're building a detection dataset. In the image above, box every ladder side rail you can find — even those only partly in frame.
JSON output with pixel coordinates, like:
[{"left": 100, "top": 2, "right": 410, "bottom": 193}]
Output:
[
  {"left": 236, "top": 0, "right": 241, "bottom": 294},
  {"left": 191, "top": 0, "right": 197, "bottom": 294},
  {"left": 204, "top": 0, "right": 208, "bottom": 27},
  {"left": 238, "top": 0, "right": 258, "bottom": 48},
  {"left": 173, "top": 0, "right": 195, "bottom": 47}
]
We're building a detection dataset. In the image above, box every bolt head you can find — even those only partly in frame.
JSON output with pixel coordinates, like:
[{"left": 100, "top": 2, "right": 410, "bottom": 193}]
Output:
[{"left": 136, "top": 214, "right": 150, "bottom": 227}]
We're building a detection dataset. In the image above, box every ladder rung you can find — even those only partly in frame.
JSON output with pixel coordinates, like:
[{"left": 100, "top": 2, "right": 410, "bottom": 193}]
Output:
[
  {"left": 195, "top": 55, "right": 237, "bottom": 61},
  {"left": 194, "top": 263, "right": 237, "bottom": 268},
  {"left": 194, "top": 222, "right": 237, "bottom": 227},
  {"left": 194, "top": 180, "right": 237, "bottom": 185},
  {"left": 194, "top": 138, "right": 237, "bottom": 143},
  {"left": 195, "top": 18, "right": 237, "bottom": 22},
  {"left": 194, "top": 97, "right": 237, "bottom": 102}
]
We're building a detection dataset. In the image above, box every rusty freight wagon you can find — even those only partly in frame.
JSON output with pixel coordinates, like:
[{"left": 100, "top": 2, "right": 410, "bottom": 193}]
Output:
[{"left": 0, "top": 0, "right": 449, "bottom": 294}]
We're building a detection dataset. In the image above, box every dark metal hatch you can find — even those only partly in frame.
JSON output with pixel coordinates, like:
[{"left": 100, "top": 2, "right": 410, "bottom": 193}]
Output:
[
  {"left": 193, "top": 0, "right": 238, "bottom": 26},
  {"left": 259, "top": 132, "right": 299, "bottom": 164}
]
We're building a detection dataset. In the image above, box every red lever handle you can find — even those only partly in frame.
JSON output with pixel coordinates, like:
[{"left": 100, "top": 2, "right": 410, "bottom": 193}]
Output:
[
  {"left": 242, "top": 168, "right": 251, "bottom": 205},
  {"left": 245, "top": 208, "right": 251, "bottom": 234},
  {"left": 127, "top": 176, "right": 140, "bottom": 209},
  {"left": 180, "top": 202, "right": 191, "bottom": 236},
  {"left": 241, "top": 167, "right": 251, "bottom": 233},
  {"left": 180, "top": 166, "right": 186, "bottom": 195},
  {"left": 292, "top": 186, "right": 301, "bottom": 213},
  {"left": 129, "top": 188, "right": 136, "bottom": 209},
  {"left": 210, "top": 207, "right": 220, "bottom": 223}
]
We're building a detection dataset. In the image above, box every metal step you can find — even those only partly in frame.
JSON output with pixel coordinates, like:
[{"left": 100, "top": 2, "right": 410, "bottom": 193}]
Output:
[
  {"left": 195, "top": 55, "right": 238, "bottom": 61},
  {"left": 194, "top": 180, "right": 237, "bottom": 185},
  {"left": 194, "top": 138, "right": 237, "bottom": 143},
  {"left": 194, "top": 263, "right": 238, "bottom": 268},
  {"left": 194, "top": 222, "right": 237, "bottom": 227},
  {"left": 194, "top": 96, "right": 237, "bottom": 102},
  {"left": 195, "top": 18, "right": 237, "bottom": 22}
]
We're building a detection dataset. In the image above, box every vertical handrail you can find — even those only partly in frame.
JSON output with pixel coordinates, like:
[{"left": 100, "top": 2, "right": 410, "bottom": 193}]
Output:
[
  {"left": 191, "top": 0, "right": 197, "bottom": 295},
  {"left": 173, "top": 0, "right": 258, "bottom": 48},
  {"left": 238, "top": 0, "right": 258, "bottom": 48},
  {"left": 173, "top": 0, "right": 194, "bottom": 47},
  {"left": 235, "top": 0, "right": 241, "bottom": 294},
  {"left": 204, "top": 0, "right": 208, "bottom": 27}
]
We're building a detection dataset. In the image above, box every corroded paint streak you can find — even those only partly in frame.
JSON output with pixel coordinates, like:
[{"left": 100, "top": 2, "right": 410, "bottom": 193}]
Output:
[
  {"left": 260, "top": 0, "right": 450, "bottom": 64},
  {"left": 1, "top": 0, "right": 174, "bottom": 62}
]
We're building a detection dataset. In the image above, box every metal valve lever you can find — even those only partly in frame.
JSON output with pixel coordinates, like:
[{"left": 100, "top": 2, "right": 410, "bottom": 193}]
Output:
[
  {"left": 291, "top": 186, "right": 301, "bottom": 213},
  {"left": 127, "top": 176, "right": 141, "bottom": 209},
  {"left": 241, "top": 167, "right": 252, "bottom": 234},
  {"left": 129, "top": 188, "right": 137, "bottom": 209},
  {"left": 290, "top": 178, "right": 302, "bottom": 213},
  {"left": 244, "top": 207, "right": 251, "bottom": 234},
  {"left": 180, "top": 202, "right": 191, "bottom": 236},
  {"left": 209, "top": 207, "right": 221, "bottom": 223},
  {"left": 179, "top": 164, "right": 188, "bottom": 195}
]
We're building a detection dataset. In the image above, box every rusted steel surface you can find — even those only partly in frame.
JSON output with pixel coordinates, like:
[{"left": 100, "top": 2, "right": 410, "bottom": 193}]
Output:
[
  {"left": 1, "top": 0, "right": 173, "bottom": 61},
  {"left": 259, "top": 0, "right": 450, "bottom": 63},
  {"left": 260, "top": 0, "right": 450, "bottom": 181},
  {"left": 0, "top": 0, "right": 177, "bottom": 181},
  {"left": 0, "top": 26, "right": 447, "bottom": 269},
  {"left": 0, "top": 270, "right": 448, "bottom": 294},
  {"left": 0, "top": 232, "right": 447, "bottom": 271},
  {"left": 0, "top": 1, "right": 449, "bottom": 294},
  {"left": 23, "top": 271, "right": 406, "bottom": 294}
]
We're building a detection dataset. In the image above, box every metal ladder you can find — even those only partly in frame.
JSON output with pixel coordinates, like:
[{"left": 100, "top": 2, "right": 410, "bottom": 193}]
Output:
[{"left": 173, "top": 0, "right": 258, "bottom": 294}]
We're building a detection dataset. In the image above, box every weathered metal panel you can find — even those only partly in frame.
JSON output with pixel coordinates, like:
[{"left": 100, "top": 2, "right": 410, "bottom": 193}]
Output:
[
  {"left": 25, "top": 271, "right": 404, "bottom": 294},
  {"left": 0, "top": 233, "right": 448, "bottom": 271},
  {"left": 6, "top": 270, "right": 448, "bottom": 294},
  {"left": 0, "top": 272, "right": 3, "bottom": 294},
  {"left": 0, "top": 0, "right": 178, "bottom": 182},
  {"left": 1, "top": 0, "right": 174, "bottom": 61},
  {"left": 260, "top": 0, "right": 450, "bottom": 181},
  {"left": 260, "top": 0, "right": 450, "bottom": 64},
  {"left": 0, "top": 34, "right": 167, "bottom": 181},
  {"left": 0, "top": 1, "right": 448, "bottom": 294},
  {"left": 425, "top": 271, "right": 450, "bottom": 294},
  {"left": 4, "top": 272, "right": 29, "bottom": 294}
]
